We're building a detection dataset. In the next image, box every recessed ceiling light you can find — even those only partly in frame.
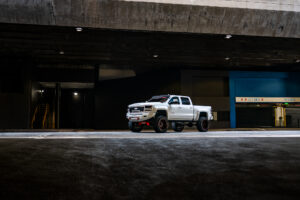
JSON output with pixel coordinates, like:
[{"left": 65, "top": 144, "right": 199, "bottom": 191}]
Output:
[
  {"left": 76, "top": 27, "right": 83, "bottom": 32},
  {"left": 225, "top": 57, "right": 230, "bottom": 60},
  {"left": 74, "top": 92, "right": 78, "bottom": 96},
  {"left": 153, "top": 54, "right": 159, "bottom": 58},
  {"left": 225, "top": 35, "right": 232, "bottom": 39},
  {"left": 59, "top": 51, "right": 64, "bottom": 55}
]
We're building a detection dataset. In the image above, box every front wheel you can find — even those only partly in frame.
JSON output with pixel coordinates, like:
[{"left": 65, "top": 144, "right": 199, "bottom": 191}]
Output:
[
  {"left": 171, "top": 122, "right": 184, "bottom": 132},
  {"left": 196, "top": 117, "right": 209, "bottom": 132},
  {"left": 128, "top": 121, "right": 143, "bottom": 132},
  {"left": 154, "top": 115, "right": 168, "bottom": 133}
]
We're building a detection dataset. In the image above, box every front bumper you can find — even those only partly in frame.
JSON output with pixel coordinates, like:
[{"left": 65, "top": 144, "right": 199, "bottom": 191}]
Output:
[{"left": 126, "top": 111, "right": 156, "bottom": 122}]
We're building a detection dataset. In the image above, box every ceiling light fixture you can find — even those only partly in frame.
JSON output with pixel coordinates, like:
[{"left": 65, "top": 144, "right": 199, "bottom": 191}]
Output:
[
  {"left": 59, "top": 51, "right": 64, "bottom": 55},
  {"left": 153, "top": 54, "right": 159, "bottom": 58},
  {"left": 225, "top": 57, "right": 230, "bottom": 60},
  {"left": 225, "top": 35, "right": 232, "bottom": 39},
  {"left": 74, "top": 92, "right": 78, "bottom": 96},
  {"left": 76, "top": 27, "right": 83, "bottom": 32}
]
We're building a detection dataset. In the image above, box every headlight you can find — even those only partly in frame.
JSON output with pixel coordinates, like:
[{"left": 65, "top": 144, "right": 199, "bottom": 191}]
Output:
[{"left": 145, "top": 105, "right": 152, "bottom": 111}]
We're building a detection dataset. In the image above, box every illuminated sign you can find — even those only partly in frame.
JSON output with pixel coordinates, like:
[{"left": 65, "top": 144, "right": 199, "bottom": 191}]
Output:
[{"left": 236, "top": 97, "right": 300, "bottom": 103}]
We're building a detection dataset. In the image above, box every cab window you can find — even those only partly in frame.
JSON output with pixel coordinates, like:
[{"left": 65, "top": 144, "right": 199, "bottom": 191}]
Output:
[
  {"left": 168, "top": 97, "right": 180, "bottom": 105},
  {"left": 181, "top": 97, "right": 191, "bottom": 105}
]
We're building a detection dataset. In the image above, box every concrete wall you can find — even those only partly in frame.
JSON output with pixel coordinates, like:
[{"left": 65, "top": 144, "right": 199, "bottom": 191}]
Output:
[
  {"left": 0, "top": 62, "right": 32, "bottom": 129},
  {"left": 0, "top": 94, "right": 28, "bottom": 129},
  {"left": 1, "top": 0, "right": 300, "bottom": 38},
  {"left": 181, "top": 70, "right": 230, "bottom": 128}
]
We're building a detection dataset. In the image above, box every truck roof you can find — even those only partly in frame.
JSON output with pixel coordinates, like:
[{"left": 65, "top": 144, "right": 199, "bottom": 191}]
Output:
[{"left": 152, "top": 94, "right": 190, "bottom": 98}]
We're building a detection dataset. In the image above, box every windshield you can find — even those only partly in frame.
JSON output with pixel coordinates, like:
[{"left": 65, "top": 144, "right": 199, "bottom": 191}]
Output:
[{"left": 148, "top": 95, "right": 170, "bottom": 103}]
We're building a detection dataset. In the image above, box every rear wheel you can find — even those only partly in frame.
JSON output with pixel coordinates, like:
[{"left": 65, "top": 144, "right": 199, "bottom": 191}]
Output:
[
  {"left": 196, "top": 116, "right": 209, "bottom": 132},
  {"left": 154, "top": 115, "right": 168, "bottom": 133},
  {"left": 128, "top": 121, "right": 143, "bottom": 132},
  {"left": 171, "top": 122, "right": 184, "bottom": 132}
]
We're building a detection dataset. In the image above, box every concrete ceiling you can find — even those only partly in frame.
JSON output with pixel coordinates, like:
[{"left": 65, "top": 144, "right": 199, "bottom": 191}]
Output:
[
  {"left": 39, "top": 82, "right": 94, "bottom": 89},
  {"left": 1, "top": 23, "right": 300, "bottom": 71}
]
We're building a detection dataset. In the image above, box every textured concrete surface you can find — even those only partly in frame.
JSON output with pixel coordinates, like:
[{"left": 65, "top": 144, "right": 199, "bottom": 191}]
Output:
[
  {"left": 0, "top": 0, "right": 300, "bottom": 38},
  {"left": 126, "top": 0, "right": 300, "bottom": 11},
  {"left": 0, "top": 131, "right": 300, "bottom": 199}
]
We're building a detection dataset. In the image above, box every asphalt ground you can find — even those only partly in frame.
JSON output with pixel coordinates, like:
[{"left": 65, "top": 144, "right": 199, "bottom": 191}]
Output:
[{"left": 1, "top": 131, "right": 300, "bottom": 200}]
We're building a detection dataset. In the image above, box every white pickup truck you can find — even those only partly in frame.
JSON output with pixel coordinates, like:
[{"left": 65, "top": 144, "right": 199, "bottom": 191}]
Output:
[{"left": 126, "top": 95, "right": 213, "bottom": 133}]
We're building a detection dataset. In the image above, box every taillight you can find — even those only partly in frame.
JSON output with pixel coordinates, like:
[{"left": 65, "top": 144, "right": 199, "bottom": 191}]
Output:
[{"left": 139, "top": 122, "right": 150, "bottom": 126}]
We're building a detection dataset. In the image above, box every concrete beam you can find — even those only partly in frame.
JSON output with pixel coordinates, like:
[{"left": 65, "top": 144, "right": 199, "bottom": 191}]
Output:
[
  {"left": 0, "top": 0, "right": 300, "bottom": 38},
  {"left": 125, "top": 0, "right": 300, "bottom": 12}
]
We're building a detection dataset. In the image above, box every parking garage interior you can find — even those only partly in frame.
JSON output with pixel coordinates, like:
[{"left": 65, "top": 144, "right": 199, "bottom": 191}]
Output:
[
  {"left": 1, "top": 23, "right": 300, "bottom": 130},
  {"left": 2, "top": 1, "right": 300, "bottom": 199}
]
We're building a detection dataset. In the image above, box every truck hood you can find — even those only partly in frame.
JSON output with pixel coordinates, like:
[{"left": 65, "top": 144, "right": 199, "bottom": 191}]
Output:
[{"left": 128, "top": 102, "right": 165, "bottom": 107}]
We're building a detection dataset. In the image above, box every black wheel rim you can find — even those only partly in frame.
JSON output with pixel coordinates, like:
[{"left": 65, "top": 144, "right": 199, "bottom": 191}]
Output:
[{"left": 158, "top": 119, "right": 167, "bottom": 130}]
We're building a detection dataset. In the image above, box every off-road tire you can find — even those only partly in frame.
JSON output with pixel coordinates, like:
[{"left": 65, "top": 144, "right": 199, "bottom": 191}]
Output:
[
  {"left": 128, "top": 121, "right": 143, "bottom": 132},
  {"left": 196, "top": 116, "right": 209, "bottom": 132},
  {"left": 171, "top": 122, "right": 184, "bottom": 132},
  {"left": 154, "top": 115, "right": 168, "bottom": 133}
]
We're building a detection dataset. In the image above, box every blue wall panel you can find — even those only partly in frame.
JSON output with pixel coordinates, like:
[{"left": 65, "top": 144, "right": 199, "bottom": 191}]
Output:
[
  {"left": 229, "top": 71, "right": 300, "bottom": 128},
  {"left": 235, "top": 78, "right": 287, "bottom": 97},
  {"left": 287, "top": 73, "right": 300, "bottom": 96}
]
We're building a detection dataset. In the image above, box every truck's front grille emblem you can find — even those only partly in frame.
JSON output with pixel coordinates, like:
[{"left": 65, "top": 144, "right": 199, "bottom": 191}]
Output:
[{"left": 129, "top": 107, "right": 144, "bottom": 112}]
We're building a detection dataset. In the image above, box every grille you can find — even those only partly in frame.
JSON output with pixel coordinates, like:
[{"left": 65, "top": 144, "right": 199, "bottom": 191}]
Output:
[{"left": 129, "top": 107, "right": 144, "bottom": 112}]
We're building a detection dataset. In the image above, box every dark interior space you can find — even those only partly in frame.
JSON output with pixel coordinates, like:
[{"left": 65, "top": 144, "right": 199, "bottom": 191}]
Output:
[
  {"left": 0, "top": 65, "right": 23, "bottom": 94},
  {"left": 1, "top": 23, "right": 300, "bottom": 129},
  {"left": 94, "top": 69, "right": 181, "bottom": 129},
  {"left": 236, "top": 107, "right": 274, "bottom": 128},
  {"left": 60, "top": 89, "right": 94, "bottom": 129},
  {"left": 0, "top": 60, "right": 31, "bottom": 129},
  {"left": 286, "top": 107, "right": 300, "bottom": 128}
]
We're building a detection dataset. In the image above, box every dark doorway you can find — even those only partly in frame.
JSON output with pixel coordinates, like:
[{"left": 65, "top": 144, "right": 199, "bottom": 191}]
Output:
[
  {"left": 236, "top": 107, "right": 274, "bottom": 128},
  {"left": 60, "top": 89, "right": 94, "bottom": 129},
  {"left": 286, "top": 108, "right": 300, "bottom": 128}
]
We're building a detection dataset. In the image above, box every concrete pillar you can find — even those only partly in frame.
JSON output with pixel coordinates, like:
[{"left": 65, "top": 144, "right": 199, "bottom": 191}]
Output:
[
  {"left": 55, "top": 83, "right": 61, "bottom": 129},
  {"left": 24, "top": 64, "right": 32, "bottom": 129}
]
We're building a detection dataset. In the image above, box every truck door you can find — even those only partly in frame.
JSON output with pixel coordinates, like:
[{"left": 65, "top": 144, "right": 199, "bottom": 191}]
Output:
[
  {"left": 168, "top": 97, "right": 181, "bottom": 120},
  {"left": 180, "top": 97, "right": 194, "bottom": 121}
]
